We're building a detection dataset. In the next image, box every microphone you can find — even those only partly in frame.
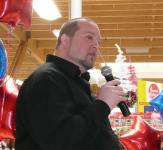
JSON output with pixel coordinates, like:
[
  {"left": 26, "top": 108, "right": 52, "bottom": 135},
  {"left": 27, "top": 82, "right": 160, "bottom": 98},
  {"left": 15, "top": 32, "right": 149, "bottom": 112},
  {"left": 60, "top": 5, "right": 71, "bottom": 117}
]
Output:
[{"left": 101, "top": 66, "right": 130, "bottom": 117}]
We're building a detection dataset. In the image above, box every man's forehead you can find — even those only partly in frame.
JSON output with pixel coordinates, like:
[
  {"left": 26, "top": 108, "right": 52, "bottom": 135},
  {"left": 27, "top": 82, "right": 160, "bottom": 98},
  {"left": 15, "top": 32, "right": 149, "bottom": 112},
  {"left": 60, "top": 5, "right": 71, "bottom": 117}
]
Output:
[
  {"left": 78, "top": 21, "right": 98, "bottom": 28},
  {"left": 78, "top": 22, "right": 100, "bottom": 35}
]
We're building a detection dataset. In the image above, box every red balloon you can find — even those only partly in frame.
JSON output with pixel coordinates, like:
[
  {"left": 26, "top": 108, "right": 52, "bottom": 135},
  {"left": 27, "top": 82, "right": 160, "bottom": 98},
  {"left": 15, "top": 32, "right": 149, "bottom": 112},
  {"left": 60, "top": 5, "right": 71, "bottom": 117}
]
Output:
[
  {"left": 0, "top": 0, "right": 32, "bottom": 27},
  {"left": 120, "top": 116, "right": 162, "bottom": 150},
  {"left": 0, "top": 76, "right": 19, "bottom": 140}
]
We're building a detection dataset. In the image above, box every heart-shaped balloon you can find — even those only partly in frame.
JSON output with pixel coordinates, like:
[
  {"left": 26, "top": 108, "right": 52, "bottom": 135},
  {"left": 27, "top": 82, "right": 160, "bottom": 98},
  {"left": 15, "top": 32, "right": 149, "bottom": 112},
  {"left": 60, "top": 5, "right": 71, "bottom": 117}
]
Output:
[
  {"left": 0, "top": 0, "right": 32, "bottom": 27},
  {"left": 0, "top": 76, "right": 19, "bottom": 140},
  {"left": 120, "top": 116, "right": 162, "bottom": 150}
]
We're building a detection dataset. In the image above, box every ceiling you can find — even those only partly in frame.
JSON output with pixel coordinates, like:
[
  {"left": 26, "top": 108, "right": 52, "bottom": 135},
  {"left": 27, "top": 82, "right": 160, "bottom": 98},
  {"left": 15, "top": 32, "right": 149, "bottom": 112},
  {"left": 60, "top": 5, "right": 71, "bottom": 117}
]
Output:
[{"left": 1, "top": 0, "right": 163, "bottom": 82}]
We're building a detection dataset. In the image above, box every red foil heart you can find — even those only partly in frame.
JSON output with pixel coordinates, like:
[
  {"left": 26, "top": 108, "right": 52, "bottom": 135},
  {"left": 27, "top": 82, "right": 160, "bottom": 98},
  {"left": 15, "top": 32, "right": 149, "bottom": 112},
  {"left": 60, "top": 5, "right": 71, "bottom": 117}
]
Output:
[
  {"left": 0, "top": 77, "right": 19, "bottom": 140},
  {"left": 0, "top": 0, "right": 32, "bottom": 27}
]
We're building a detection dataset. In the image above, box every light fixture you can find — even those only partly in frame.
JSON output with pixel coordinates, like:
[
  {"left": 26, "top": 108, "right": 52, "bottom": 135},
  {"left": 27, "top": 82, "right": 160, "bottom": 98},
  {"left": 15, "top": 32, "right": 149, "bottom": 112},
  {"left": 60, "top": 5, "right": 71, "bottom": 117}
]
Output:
[
  {"left": 33, "top": 0, "right": 61, "bottom": 21},
  {"left": 69, "top": 0, "right": 82, "bottom": 19},
  {"left": 52, "top": 0, "right": 82, "bottom": 37},
  {"left": 126, "top": 47, "right": 149, "bottom": 53}
]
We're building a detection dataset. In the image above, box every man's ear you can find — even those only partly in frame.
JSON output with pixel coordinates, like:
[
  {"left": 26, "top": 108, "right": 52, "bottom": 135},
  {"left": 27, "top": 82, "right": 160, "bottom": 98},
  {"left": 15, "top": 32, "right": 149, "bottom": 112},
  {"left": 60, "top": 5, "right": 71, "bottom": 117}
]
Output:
[{"left": 60, "top": 34, "right": 70, "bottom": 48}]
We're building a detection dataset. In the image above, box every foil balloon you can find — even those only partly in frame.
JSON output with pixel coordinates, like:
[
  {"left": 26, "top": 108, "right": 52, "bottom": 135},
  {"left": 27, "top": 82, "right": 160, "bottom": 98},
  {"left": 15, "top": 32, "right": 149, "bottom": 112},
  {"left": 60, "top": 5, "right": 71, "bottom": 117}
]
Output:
[
  {"left": 120, "top": 116, "right": 161, "bottom": 150},
  {"left": 0, "top": 39, "right": 7, "bottom": 82},
  {"left": 150, "top": 90, "right": 163, "bottom": 120},
  {"left": 0, "top": 76, "right": 19, "bottom": 140},
  {"left": 0, "top": 0, "right": 32, "bottom": 27}
]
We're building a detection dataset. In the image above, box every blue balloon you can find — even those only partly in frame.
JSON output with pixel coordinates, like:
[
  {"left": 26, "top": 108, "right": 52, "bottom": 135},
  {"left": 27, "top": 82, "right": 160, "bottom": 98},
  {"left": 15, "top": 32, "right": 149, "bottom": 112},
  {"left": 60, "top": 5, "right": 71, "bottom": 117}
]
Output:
[
  {"left": 0, "top": 39, "right": 7, "bottom": 80},
  {"left": 150, "top": 90, "right": 163, "bottom": 119}
]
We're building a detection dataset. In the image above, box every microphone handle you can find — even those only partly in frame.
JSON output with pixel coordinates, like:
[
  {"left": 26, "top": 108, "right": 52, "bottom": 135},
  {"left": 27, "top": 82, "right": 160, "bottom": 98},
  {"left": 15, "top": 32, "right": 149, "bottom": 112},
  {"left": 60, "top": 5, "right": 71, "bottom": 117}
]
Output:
[{"left": 118, "top": 102, "right": 130, "bottom": 116}]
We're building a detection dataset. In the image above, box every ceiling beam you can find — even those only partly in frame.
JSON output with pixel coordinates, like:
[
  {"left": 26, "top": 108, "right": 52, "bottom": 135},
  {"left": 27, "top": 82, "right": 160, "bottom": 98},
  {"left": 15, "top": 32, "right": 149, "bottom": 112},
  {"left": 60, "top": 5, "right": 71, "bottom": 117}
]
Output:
[
  {"left": 27, "top": 39, "right": 44, "bottom": 64},
  {"left": 24, "top": 22, "right": 163, "bottom": 32},
  {"left": 83, "top": 0, "right": 163, "bottom": 4},
  {"left": 36, "top": 38, "right": 163, "bottom": 49},
  {"left": 30, "top": 29, "right": 163, "bottom": 39},
  {"left": 8, "top": 40, "right": 28, "bottom": 77},
  {"left": 30, "top": 15, "right": 163, "bottom": 25}
]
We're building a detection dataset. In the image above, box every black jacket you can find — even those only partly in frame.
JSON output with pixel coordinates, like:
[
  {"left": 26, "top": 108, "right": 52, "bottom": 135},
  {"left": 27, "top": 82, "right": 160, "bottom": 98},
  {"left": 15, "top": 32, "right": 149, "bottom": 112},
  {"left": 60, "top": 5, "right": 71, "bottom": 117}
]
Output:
[{"left": 15, "top": 55, "right": 123, "bottom": 150}]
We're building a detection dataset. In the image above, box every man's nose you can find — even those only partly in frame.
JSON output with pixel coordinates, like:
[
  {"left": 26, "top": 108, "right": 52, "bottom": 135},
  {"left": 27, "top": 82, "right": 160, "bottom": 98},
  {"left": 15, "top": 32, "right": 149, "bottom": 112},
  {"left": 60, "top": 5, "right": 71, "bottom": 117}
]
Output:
[{"left": 93, "top": 39, "right": 100, "bottom": 49}]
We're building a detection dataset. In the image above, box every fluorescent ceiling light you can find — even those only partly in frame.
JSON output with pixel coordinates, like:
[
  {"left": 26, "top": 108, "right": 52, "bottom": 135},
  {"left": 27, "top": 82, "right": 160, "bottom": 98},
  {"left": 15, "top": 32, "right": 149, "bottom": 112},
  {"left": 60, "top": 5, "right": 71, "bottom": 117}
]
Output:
[
  {"left": 52, "top": 0, "right": 82, "bottom": 37},
  {"left": 126, "top": 47, "right": 149, "bottom": 53},
  {"left": 52, "top": 0, "right": 82, "bottom": 38},
  {"left": 70, "top": 0, "right": 82, "bottom": 19},
  {"left": 33, "top": 0, "right": 61, "bottom": 21}
]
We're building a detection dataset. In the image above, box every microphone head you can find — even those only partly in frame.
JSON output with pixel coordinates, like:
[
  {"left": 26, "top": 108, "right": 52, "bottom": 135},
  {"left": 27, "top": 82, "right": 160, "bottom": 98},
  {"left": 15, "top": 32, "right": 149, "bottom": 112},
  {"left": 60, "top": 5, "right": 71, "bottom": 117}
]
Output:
[{"left": 101, "top": 66, "right": 112, "bottom": 77}]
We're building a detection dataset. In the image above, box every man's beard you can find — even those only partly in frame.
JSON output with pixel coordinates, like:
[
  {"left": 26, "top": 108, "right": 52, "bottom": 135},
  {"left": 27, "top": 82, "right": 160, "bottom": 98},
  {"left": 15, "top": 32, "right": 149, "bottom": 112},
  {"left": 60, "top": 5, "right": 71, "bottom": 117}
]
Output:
[{"left": 79, "top": 59, "right": 94, "bottom": 70}]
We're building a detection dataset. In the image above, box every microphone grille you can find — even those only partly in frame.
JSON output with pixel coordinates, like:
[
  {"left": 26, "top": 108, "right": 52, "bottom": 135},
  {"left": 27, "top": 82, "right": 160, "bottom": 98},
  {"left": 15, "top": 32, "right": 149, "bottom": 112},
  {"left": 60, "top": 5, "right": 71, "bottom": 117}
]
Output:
[{"left": 101, "top": 66, "right": 112, "bottom": 76}]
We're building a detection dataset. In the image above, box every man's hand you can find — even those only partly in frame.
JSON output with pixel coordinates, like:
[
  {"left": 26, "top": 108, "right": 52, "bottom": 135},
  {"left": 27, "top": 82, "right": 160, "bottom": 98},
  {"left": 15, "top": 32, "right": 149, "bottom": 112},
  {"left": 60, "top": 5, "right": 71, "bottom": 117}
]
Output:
[{"left": 96, "top": 79, "right": 127, "bottom": 110}]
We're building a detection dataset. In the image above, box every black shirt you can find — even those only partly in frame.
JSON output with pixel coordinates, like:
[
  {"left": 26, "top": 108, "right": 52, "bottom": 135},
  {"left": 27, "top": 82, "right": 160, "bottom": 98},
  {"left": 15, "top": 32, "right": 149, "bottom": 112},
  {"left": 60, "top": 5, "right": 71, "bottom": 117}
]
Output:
[{"left": 15, "top": 55, "right": 123, "bottom": 150}]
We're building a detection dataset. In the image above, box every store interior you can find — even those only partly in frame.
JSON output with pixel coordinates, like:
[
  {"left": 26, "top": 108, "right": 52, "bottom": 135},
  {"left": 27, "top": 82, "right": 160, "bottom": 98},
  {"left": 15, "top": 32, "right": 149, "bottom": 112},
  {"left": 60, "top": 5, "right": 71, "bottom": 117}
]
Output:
[{"left": 0, "top": 0, "right": 163, "bottom": 149}]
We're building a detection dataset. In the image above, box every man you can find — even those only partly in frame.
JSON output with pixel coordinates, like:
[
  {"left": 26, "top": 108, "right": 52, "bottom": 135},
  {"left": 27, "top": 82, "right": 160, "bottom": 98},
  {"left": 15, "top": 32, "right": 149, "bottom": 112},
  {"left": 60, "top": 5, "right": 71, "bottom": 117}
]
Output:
[{"left": 15, "top": 17, "right": 126, "bottom": 150}]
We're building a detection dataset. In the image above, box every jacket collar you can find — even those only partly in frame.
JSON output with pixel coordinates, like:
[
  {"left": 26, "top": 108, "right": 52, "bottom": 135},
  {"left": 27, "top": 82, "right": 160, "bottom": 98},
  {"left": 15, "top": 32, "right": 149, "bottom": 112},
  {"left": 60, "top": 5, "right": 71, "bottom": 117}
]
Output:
[{"left": 46, "top": 54, "right": 90, "bottom": 81}]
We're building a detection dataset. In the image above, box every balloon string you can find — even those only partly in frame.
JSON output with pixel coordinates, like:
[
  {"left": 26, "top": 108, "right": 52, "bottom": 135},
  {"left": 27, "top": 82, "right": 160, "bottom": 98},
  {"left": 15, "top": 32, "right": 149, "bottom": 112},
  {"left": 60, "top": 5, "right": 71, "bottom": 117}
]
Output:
[
  {"left": 0, "top": 76, "right": 11, "bottom": 124},
  {"left": 0, "top": 83, "right": 6, "bottom": 124},
  {"left": 2, "top": 25, "right": 16, "bottom": 81},
  {"left": 0, "top": 75, "right": 11, "bottom": 88}
]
